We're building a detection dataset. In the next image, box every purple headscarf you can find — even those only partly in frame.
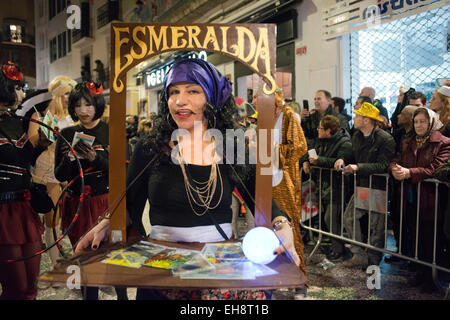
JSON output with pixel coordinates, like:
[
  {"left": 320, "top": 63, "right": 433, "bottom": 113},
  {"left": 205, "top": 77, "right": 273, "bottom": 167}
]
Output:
[{"left": 163, "top": 58, "right": 232, "bottom": 110}]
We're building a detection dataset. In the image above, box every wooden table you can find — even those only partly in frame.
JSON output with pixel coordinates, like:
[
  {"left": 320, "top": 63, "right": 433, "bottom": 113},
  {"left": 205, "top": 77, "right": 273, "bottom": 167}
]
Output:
[{"left": 40, "top": 239, "right": 307, "bottom": 291}]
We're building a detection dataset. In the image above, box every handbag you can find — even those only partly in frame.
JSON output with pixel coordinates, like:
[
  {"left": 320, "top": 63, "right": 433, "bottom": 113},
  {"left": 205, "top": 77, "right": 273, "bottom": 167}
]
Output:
[{"left": 29, "top": 182, "right": 55, "bottom": 213}]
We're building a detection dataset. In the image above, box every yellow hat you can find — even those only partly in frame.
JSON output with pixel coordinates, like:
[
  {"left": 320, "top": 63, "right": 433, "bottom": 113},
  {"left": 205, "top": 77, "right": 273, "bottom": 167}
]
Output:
[
  {"left": 249, "top": 111, "right": 258, "bottom": 119},
  {"left": 353, "top": 102, "right": 384, "bottom": 122}
]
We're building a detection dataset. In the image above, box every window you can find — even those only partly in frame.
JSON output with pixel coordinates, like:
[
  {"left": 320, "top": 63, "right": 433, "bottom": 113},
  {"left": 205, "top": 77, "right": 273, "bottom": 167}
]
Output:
[
  {"left": 51, "top": 31, "right": 70, "bottom": 62},
  {"left": 50, "top": 37, "right": 57, "bottom": 62},
  {"left": 67, "top": 30, "right": 71, "bottom": 53},
  {"left": 9, "top": 25, "right": 22, "bottom": 43},
  {"left": 349, "top": 6, "right": 450, "bottom": 116},
  {"left": 49, "top": 0, "right": 56, "bottom": 19}
]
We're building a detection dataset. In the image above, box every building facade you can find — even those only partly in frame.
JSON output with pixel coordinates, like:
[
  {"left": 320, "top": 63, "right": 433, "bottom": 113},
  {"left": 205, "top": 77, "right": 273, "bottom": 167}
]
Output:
[
  {"left": 34, "top": 0, "right": 450, "bottom": 118},
  {"left": 1, "top": 0, "right": 36, "bottom": 88}
]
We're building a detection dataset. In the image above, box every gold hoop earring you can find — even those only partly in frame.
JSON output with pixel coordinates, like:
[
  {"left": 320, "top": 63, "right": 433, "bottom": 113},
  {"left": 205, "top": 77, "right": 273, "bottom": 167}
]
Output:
[
  {"left": 166, "top": 113, "right": 176, "bottom": 129},
  {"left": 208, "top": 114, "right": 217, "bottom": 128}
]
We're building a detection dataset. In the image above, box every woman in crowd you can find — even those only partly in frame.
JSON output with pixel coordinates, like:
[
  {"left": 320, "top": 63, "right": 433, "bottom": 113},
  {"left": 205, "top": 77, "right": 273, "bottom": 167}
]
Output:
[
  {"left": 54, "top": 82, "right": 127, "bottom": 300},
  {"left": 302, "top": 115, "right": 352, "bottom": 261},
  {"left": 27, "top": 75, "right": 76, "bottom": 267},
  {"left": 429, "top": 86, "right": 450, "bottom": 137},
  {"left": 389, "top": 107, "right": 450, "bottom": 292},
  {"left": 75, "top": 58, "right": 300, "bottom": 300},
  {"left": 0, "top": 62, "right": 49, "bottom": 299}
]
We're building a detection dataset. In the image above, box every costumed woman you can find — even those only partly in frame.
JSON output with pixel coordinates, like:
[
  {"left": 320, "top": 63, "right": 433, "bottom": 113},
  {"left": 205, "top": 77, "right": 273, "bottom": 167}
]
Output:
[
  {"left": 27, "top": 75, "right": 76, "bottom": 267},
  {"left": 54, "top": 82, "right": 127, "bottom": 300},
  {"left": 0, "top": 62, "right": 50, "bottom": 299},
  {"left": 271, "top": 88, "right": 308, "bottom": 277},
  {"left": 75, "top": 58, "right": 300, "bottom": 300}
]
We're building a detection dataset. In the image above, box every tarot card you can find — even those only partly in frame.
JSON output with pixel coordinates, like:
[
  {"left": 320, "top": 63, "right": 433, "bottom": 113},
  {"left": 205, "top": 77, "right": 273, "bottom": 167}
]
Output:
[
  {"left": 251, "top": 263, "right": 278, "bottom": 277},
  {"left": 201, "top": 242, "right": 247, "bottom": 261},
  {"left": 179, "top": 261, "right": 256, "bottom": 280},
  {"left": 142, "top": 248, "right": 201, "bottom": 270},
  {"left": 102, "top": 248, "right": 147, "bottom": 269},
  {"left": 172, "top": 253, "right": 214, "bottom": 276}
]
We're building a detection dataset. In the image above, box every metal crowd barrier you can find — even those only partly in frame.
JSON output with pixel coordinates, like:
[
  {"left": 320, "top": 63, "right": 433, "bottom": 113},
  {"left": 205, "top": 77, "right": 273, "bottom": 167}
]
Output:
[{"left": 299, "top": 165, "right": 450, "bottom": 296}]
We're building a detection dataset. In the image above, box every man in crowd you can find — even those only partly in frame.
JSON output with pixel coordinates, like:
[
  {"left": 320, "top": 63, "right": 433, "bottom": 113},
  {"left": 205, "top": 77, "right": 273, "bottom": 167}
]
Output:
[
  {"left": 334, "top": 102, "right": 396, "bottom": 268},
  {"left": 407, "top": 91, "right": 427, "bottom": 108},
  {"left": 393, "top": 105, "right": 418, "bottom": 151},
  {"left": 349, "top": 96, "right": 372, "bottom": 135},
  {"left": 332, "top": 96, "right": 351, "bottom": 122},
  {"left": 360, "top": 87, "right": 390, "bottom": 124},
  {"left": 301, "top": 90, "right": 350, "bottom": 146}
]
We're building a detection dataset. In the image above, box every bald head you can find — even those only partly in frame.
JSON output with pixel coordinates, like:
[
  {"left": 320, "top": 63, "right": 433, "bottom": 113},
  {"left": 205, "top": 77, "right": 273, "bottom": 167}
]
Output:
[{"left": 360, "top": 87, "right": 375, "bottom": 100}]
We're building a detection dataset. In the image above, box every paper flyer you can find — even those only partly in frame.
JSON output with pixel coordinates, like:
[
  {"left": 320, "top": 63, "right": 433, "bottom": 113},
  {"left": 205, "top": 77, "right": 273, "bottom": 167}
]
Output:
[
  {"left": 69, "top": 131, "right": 96, "bottom": 160},
  {"left": 40, "top": 110, "right": 59, "bottom": 142}
]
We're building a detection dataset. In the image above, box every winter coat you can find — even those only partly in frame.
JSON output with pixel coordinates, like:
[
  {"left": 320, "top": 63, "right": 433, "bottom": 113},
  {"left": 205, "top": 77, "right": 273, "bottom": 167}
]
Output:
[
  {"left": 301, "top": 105, "right": 350, "bottom": 147},
  {"left": 314, "top": 128, "right": 353, "bottom": 204},
  {"left": 390, "top": 131, "right": 450, "bottom": 221},
  {"left": 350, "top": 126, "right": 396, "bottom": 190}
]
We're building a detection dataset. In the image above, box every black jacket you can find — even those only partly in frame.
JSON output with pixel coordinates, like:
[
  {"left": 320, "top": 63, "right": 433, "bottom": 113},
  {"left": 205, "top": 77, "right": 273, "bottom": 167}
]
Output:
[
  {"left": 350, "top": 126, "right": 396, "bottom": 189},
  {"left": 301, "top": 105, "right": 350, "bottom": 147},
  {"left": 315, "top": 129, "right": 353, "bottom": 204}
]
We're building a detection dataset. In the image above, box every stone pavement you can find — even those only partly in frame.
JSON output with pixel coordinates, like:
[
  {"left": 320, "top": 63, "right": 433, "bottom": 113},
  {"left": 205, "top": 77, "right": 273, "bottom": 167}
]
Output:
[
  {"left": 1, "top": 210, "right": 448, "bottom": 300},
  {"left": 31, "top": 236, "right": 446, "bottom": 300}
]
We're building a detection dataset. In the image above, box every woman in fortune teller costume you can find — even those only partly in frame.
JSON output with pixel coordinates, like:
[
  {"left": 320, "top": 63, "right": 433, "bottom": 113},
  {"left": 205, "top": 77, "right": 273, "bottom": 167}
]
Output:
[
  {"left": 75, "top": 58, "right": 299, "bottom": 300},
  {"left": 27, "top": 75, "right": 76, "bottom": 267},
  {"left": 0, "top": 62, "right": 50, "bottom": 299}
]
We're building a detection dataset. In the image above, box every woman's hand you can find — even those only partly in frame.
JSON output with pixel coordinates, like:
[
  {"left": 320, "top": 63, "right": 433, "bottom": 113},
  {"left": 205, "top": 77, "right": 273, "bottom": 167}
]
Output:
[
  {"left": 74, "top": 141, "right": 96, "bottom": 162},
  {"left": 391, "top": 164, "right": 411, "bottom": 181},
  {"left": 74, "top": 219, "right": 110, "bottom": 254},
  {"left": 334, "top": 159, "right": 345, "bottom": 171},
  {"left": 302, "top": 161, "right": 311, "bottom": 175},
  {"left": 273, "top": 220, "right": 300, "bottom": 267},
  {"left": 309, "top": 156, "right": 318, "bottom": 165}
]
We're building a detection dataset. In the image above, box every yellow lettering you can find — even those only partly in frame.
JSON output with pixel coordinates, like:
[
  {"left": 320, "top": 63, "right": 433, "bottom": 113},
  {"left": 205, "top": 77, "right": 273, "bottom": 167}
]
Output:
[
  {"left": 147, "top": 26, "right": 169, "bottom": 55},
  {"left": 113, "top": 27, "right": 133, "bottom": 93},
  {"left": 171, "top": 26, "right": 187, "bottom": 49},
  {"left": 220, "top": 26, "right": 234, "bottom": 56},
  {"left": 202, "top": 26, "right": 220, "bottom": 51},
  {"left": 130, "top": 26, "right": 148, "bottom": 60},
  {"left": 236, "top": 26, "right": 256, "bottom": 63},
  {"left": 251, "top": 27, "right": 276, "bottom": 95},
  {"left": 187, "top": 25, "right": 202, "bottom": 49}
]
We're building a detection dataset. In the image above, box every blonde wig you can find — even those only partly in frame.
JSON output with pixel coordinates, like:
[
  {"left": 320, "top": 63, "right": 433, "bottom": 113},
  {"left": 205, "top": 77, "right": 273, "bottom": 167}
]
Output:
[{"left": 47, "top": 76, "right": 77, "bottom": 118}]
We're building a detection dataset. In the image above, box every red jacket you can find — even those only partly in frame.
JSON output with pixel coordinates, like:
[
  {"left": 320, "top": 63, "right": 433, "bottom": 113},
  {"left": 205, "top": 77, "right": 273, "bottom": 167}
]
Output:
[{"left": 390, "top": 131, "right": 450, "bottom": 221}]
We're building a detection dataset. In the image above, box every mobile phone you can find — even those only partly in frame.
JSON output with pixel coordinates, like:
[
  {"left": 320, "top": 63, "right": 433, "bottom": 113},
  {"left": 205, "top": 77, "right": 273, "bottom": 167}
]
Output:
[{"left": 303, "top": 99, "right": 309, "bottom": 111}]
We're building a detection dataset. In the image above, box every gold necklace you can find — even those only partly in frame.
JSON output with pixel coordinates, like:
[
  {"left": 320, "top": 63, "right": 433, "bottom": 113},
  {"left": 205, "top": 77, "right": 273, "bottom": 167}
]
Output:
[{"left": 178, "top": 144, "right": 224, "bottom": 217}]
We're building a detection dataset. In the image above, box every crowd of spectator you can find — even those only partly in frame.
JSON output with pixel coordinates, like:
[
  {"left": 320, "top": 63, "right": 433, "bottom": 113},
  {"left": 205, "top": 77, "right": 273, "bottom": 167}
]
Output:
[{"left": 298, "top": 84, "right": 450, "bottom": 293}]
